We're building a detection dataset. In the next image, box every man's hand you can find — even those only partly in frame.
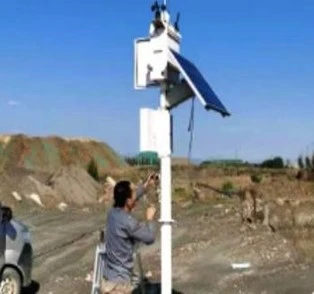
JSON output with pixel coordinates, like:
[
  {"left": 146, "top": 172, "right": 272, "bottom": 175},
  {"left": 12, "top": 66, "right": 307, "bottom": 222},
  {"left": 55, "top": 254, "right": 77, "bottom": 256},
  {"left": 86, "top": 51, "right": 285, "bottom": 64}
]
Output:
[
  {"left": 143, "top": 172, "right": 159, "bottom": 189},
  {"left": 146, "top": 206, "right": 156, "bottom": 221}
]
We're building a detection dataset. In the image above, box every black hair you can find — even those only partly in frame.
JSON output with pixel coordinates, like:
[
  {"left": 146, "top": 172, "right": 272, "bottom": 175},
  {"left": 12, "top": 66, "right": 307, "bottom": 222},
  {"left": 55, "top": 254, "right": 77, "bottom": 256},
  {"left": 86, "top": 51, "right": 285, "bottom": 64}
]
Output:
[{"left": 113, "top": 180, "right": 132, "bottom": 208}]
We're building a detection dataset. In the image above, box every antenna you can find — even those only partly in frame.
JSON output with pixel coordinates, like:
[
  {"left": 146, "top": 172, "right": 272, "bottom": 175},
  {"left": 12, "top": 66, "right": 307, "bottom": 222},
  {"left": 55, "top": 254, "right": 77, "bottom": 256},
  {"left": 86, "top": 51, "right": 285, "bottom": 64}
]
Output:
[
  {"left": 151, "top": 0, "right": 160, "bottom": 11},
  {"left": 151, "top": 0, "right": 161, "bottom": 20},
  {"left": 174, "top": 12, "right": 180, "bottom": 31}
]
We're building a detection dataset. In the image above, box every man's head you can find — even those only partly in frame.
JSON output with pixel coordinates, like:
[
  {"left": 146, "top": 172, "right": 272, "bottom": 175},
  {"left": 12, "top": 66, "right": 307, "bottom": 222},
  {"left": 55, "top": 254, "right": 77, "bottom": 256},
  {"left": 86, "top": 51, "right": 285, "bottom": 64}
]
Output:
[{"left": 113, "top": 180, "right": 137, "bottom": 211}]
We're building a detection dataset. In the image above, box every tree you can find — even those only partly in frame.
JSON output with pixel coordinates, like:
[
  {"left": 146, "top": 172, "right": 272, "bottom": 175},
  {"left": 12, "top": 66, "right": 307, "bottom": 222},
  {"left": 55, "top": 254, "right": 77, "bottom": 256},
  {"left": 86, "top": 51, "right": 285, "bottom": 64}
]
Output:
[
  {"left": 305, "top": 156, "right": 312, "bottom": 170},
  {"left": 261, "top": 156, "right": 284, "bottom": 169},
  {"left": 298, "top": 156, "right": 305, "bottom": 169},
  {"left": 87, "top": 158, "right": 99, "bottom": 182},
  {"left": 273, "top": 157, "right": 284, "bottom": 168}
]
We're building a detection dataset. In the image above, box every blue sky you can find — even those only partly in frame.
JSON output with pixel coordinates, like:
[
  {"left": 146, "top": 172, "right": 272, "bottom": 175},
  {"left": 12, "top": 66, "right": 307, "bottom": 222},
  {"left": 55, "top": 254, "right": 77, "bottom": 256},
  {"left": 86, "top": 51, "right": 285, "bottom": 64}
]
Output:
[{"left": 0, "top": 0, "right": 313, "bottom": 162}]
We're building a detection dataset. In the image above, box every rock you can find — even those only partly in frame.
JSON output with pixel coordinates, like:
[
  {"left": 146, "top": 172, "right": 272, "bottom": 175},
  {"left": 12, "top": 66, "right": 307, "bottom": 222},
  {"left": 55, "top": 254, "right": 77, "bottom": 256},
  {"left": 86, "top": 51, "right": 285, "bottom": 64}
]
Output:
[
  {"left": 58, "top": 202, "right": 68, "bottom": 211},
  {"left": 85, "top": 272, "right": 93, "bottom": 282},
  {"left": 106, "top": 176, "right": 116, "bottom": 187},
  {"left": 12, "top": 191, "right": 22, "bottom": 201},
  {"left": 28, "top": 193, "right": 45, "bottom": 207}
]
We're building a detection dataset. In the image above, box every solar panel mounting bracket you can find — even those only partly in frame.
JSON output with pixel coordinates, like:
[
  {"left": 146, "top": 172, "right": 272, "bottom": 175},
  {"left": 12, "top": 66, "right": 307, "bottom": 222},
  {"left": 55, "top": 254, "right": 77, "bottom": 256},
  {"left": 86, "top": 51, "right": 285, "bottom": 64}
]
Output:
[{"left": 164, "top": 79, "right": 194, "bottom": 110}]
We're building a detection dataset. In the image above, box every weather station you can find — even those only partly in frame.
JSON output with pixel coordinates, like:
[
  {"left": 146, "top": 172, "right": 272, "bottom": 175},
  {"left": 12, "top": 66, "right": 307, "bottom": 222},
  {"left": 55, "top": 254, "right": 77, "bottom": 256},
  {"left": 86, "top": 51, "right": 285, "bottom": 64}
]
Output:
[{"left": 135, "top": 1, "right": 230, "bottom": 293}]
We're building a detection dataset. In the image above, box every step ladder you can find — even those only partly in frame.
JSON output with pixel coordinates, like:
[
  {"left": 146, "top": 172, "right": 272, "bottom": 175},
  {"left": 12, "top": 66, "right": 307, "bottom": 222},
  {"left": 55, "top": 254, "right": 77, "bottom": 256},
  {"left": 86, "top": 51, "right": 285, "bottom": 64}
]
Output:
[
  {"left": 91, "top": 231, "right": 146, "bottom": 294},
  {"left": 91, "top": 231, "right": 106, "bottom": 294}
]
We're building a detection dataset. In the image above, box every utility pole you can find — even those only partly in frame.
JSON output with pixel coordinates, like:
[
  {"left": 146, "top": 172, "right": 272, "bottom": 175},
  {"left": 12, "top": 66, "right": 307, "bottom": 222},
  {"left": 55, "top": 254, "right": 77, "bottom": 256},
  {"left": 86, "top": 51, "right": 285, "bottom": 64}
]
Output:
[{"left": 134, "top": 2, "right": 230, "bottom": 293}]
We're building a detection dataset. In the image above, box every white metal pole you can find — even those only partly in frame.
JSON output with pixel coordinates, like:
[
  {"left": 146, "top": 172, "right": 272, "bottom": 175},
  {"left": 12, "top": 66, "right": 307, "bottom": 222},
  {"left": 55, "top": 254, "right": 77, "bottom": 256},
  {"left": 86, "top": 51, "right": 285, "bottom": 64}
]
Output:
[{"left": 159, "top": 86, "right": 172, "bottom": 294}]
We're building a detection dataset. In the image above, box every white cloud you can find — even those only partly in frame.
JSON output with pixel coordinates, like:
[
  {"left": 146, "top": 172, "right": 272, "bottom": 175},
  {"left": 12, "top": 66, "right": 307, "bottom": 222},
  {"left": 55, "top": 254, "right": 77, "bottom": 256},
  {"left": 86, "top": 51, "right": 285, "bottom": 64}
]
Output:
[{"left": 7, "top": 100, "right": 21, "bottom": 107}]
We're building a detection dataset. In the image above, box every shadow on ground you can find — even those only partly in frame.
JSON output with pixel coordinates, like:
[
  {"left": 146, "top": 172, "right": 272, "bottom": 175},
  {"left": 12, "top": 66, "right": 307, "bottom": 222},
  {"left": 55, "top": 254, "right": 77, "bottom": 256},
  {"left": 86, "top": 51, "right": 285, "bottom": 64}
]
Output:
[
  {"left": 133, "top": 282, "right": 183, "bottom": 294},
  {"left": 23, "top": 281, "right": 40, "bottom": 294}
]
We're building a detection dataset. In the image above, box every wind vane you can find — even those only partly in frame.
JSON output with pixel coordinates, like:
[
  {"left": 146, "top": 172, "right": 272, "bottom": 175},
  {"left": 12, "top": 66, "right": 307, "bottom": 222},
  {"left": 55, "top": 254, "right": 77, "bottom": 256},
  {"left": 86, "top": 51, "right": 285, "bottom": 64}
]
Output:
[{"left": 134, "top": 1, "right": 230, "bottom": 293}]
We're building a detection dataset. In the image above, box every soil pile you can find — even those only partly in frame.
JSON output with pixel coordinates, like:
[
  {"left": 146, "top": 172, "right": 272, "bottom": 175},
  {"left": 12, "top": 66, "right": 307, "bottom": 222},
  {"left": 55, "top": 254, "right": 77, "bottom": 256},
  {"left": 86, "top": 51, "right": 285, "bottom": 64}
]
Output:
[
  {"left": 0, "top": 134, "right": 127, "bottom": 174},
  {"left": 0, "top": 166, "right": 102, "bottom": 209},
  {"left": 46, "top": 166, "right": 101, "bottom": 206}
]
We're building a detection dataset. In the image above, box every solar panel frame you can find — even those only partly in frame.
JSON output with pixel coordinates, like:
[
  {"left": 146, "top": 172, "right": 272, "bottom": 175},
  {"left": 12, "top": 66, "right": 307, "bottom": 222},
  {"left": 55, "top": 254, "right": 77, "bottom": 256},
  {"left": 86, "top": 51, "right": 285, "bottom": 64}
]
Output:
[{"left": 169, "top": 49, "right": 230, "bottom": 117}]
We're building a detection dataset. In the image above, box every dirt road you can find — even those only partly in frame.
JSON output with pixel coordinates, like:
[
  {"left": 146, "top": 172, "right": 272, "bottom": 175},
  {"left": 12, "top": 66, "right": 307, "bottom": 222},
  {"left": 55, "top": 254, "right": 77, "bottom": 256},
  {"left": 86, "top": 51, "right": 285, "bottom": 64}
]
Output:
[
  {"left": 17, "top": 204, "right": 314, "bottom": 294},
  {"left": 18, "top": 208, "right": 105, "bottom": 294}
]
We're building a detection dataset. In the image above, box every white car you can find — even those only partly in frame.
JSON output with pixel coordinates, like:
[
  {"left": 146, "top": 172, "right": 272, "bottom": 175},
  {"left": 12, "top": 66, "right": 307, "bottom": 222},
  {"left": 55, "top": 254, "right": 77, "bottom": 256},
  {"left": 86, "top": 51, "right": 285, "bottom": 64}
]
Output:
[{"left": 0, "top": 206, "right": 33, "bottom": 294}]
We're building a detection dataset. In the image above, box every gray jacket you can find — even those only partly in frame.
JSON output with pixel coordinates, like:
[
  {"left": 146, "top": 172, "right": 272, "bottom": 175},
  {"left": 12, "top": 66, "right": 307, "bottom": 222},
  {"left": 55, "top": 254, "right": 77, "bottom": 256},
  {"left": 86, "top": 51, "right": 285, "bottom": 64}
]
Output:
[{"left": 103, "top": 186, "right": 156, "bottom": 282}]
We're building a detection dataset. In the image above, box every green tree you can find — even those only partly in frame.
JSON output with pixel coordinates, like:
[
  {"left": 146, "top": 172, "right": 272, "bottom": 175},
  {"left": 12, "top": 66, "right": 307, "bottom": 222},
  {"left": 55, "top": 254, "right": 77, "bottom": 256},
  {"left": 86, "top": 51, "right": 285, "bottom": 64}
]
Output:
[
  {"left": 298, "top": 156, "right": 305, "bottom": 169},
  {"left": 261, "top": 157, "right": 284, "bottom": 169},
  {"left": 87, "top": 158, "right": 99, "bottom": 182},
  {"left": 305, "top": 156, "right": 312, "bottom": 170}
]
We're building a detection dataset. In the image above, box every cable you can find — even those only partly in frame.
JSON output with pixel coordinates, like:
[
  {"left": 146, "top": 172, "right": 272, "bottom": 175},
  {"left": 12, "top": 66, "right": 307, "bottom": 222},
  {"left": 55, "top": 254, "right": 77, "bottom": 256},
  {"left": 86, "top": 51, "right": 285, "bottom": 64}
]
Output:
[
  {"left": 187, "top": 97, "right": 196, "bottom": 191},
  {"left": 187, "top": 97, "right": 195, "bottom": 163}
]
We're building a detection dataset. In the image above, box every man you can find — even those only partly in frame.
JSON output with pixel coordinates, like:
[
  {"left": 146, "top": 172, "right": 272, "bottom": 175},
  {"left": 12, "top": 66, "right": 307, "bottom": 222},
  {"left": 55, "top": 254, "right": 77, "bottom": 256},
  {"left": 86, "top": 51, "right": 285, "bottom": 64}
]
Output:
[{"left": 102, "top": 175, "right": 157, "bottom": 294}]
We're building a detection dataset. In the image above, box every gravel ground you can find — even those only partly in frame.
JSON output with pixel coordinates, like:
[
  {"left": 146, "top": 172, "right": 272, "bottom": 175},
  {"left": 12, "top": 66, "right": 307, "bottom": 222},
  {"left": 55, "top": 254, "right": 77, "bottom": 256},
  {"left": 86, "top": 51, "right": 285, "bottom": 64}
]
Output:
[{"left": 15, "top": 202, "right": 314, "bottom": 294}]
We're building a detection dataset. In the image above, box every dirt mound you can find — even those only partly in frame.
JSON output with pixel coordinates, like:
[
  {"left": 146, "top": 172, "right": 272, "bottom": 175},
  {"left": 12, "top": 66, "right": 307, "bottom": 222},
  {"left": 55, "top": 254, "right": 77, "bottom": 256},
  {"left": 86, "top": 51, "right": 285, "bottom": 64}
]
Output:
[
  {"left": 0, "top": 166, "right": 102, "bottom": 209},
  {"left": 46, "top": 166, "right": 101, "bottom": 206},
  {"left": 0, "top": 134, "right": 127, "bottom": 174}
]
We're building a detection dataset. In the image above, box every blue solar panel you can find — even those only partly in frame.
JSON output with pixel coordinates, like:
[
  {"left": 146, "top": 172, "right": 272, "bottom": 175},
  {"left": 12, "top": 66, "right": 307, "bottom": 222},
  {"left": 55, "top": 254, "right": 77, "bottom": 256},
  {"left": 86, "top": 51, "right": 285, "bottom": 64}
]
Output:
[{"left": 170, "top": 49, "right": 230, "bottom": 117}]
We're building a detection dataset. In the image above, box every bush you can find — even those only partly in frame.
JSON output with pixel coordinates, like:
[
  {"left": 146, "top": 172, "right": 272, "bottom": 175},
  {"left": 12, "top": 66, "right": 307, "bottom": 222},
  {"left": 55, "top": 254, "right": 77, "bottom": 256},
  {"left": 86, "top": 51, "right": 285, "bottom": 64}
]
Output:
[
  {"left": 251, "top": 174, "right": 262, "bottom": 184},
  {"left": 261, "top": 157, "right": 284, "bottom": 169},
  {"left": 87, "top": 158, "right": 99, "bottom": 182},
  {"left": 173, "top": 187, "right": 189, "bottom": 200},
  {"left": 221, "top": 181, "right": 235, "bottom": 194}
]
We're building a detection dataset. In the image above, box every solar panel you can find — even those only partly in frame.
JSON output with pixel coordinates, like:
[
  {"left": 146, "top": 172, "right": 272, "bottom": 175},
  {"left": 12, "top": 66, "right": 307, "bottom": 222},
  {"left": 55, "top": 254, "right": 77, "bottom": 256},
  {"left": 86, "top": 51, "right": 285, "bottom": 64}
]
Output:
[{"left": 169, "top": 49, "right": 230, "bottom": 117}]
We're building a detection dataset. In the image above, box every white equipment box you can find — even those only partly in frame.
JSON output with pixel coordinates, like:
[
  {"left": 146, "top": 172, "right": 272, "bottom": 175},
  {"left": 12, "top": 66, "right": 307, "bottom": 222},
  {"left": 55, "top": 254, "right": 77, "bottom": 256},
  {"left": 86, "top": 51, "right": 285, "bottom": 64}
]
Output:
[{"left": 140, "top": 108, "right": 172, "bottom": 157}]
